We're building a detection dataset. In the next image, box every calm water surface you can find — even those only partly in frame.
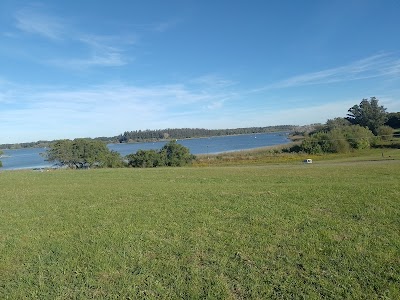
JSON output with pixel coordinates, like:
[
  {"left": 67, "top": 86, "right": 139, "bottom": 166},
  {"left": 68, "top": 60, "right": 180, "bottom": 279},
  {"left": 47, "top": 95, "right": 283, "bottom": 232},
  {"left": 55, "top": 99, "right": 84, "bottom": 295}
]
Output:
[{"left": 1, "top": 132, "right": 290, "bottom": 170}]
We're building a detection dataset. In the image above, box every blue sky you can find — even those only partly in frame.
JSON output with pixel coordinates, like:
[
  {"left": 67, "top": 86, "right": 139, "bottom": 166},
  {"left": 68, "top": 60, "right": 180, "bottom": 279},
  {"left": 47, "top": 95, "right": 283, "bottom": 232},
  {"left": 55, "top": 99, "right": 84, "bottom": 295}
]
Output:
[{"left": 1, "top": 0, "right": 400, "bottom": 143}]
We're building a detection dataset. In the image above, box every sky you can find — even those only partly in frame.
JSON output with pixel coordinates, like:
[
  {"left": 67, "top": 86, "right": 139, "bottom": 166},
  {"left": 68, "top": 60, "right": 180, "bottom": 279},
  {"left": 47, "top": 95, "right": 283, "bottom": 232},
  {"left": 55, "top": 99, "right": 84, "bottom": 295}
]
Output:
[{"left": 1, "top": 0, "right": 400, "bottom": 143}]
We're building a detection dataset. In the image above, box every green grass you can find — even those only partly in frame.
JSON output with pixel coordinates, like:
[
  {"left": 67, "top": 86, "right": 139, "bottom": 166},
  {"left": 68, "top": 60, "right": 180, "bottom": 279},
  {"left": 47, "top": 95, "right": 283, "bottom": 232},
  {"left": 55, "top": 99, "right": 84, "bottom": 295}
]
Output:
[
  {"left": 1, "top": 157, "right": 400, "bottom": 298},
  {"left": 194, "top": 145, "right": 400, "bottom": 167}
]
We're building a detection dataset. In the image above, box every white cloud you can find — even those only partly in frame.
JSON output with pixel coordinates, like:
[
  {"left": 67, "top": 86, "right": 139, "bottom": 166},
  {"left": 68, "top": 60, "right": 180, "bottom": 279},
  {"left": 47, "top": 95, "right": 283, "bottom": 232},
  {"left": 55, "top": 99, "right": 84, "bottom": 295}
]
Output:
[
  {"left": 0, "top": 81, "right": 236, "bottom": 142},
  {"left": 12, "top": 6, "right": 136, "bottom": 69},
  {"left": 253, "top": 53, "right": 400, "bottom": 92}
]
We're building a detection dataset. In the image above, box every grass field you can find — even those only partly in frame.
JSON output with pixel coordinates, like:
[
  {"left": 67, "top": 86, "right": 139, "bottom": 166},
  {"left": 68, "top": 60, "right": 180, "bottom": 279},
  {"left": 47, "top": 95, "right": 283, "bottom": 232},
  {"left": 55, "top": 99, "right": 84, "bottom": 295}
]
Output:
[{"left": 1, "top": 151, "right": 400, "bottom": 299}]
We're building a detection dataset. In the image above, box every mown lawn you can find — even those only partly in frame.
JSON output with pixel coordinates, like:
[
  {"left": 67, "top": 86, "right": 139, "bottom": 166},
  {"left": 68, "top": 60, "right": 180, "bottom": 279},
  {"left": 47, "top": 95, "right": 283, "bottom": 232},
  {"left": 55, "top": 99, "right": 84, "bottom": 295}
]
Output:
[{"left": 1, "top": 158, "right": 399, "bottom": 299}]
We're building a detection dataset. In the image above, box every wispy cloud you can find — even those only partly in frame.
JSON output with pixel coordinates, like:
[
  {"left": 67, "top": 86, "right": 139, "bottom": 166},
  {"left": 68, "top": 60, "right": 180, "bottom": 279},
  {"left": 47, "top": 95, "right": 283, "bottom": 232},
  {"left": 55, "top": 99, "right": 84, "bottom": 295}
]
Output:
[
  {"left": 253, "top": 53, "right": 400, "bottom": 92},
  {"left": 12, "top": 6, "right": 136, "bottom": 68},
  {"left": 0, "top": 80, "right": 235, "bottom": 142},
  {"left": 48, "top": 35, "right": 136, "bottom": 68},
  {"left": 15, "top": 7, "right": 65, "bottom": 40}
]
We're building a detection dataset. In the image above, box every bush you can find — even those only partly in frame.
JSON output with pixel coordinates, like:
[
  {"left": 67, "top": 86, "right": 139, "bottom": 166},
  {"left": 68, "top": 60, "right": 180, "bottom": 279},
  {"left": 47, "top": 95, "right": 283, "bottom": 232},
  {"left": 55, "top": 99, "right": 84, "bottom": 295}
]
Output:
[
  {"left": 377, "top": 125, "right": 394, "bottom": 141},
  {"left": 385, "top": 112, "right": 400, "bottom": 129},
  {"left": 328, "top": 129, "right": 351, "bottom": 153},
  {"left": 126, "top": 149, "right": 163, "bottom": 168},
  {"left": 300, "top": 132, "right": 332, "bottom": 154},
  {"left": 342, "top": 125, "right": 375, "bottom": 149},
  {"left": 126, "top": 141, "right": 195, "bottom": 168},
  {"left": 300, "top": 125, "right": 375, "bottom": 154},
  {"left": 160, "top": 140, "right": 196, "bottom": 167}
]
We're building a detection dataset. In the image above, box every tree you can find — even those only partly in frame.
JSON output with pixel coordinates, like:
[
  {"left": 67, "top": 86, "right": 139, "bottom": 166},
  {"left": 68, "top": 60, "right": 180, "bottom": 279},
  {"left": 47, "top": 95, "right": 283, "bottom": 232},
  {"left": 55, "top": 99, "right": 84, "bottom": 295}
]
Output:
[
  {"left": 44, "top": 138, "right": 122, "bottom": 169},
  {"left": 300, "top": 132, "right": 332, "bottom": 154},
  {"left": 126, "top": 149, "right": 162, "bottom": 168},
  {"left": 346, "top": 97, "right": 388, "bottom": 134},
  {"left": 385, "top": 112, "right": 400, "bottom": 129},
  {"left": 341, "top": 125, "right": 375, "bottom": 149},
  {"left": 125, "top": 141, "right": 195, "bottom": 168},
  {"left": 300, "top": 125, "right": 375, "bottom": 154},
  {"left": 160, "top": 140, "right": 196, "bottom": 167}
]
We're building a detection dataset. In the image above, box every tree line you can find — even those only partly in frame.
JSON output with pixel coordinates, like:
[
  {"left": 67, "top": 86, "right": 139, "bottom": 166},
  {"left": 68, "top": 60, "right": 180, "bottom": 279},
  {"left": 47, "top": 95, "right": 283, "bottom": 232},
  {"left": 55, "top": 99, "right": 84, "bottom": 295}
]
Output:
[{"left": 117, "top": 125, "right": 295, "bottom": 143}]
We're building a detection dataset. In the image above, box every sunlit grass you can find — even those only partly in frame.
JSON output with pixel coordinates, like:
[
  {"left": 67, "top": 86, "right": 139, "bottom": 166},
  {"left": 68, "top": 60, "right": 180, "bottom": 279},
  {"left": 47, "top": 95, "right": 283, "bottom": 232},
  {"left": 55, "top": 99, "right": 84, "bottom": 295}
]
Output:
[
  {"left": 1, "top": 156, "right": 399, "bottom": 298},
  {"left": 194, "top": 145, "right": 400, "bottom": 167}
]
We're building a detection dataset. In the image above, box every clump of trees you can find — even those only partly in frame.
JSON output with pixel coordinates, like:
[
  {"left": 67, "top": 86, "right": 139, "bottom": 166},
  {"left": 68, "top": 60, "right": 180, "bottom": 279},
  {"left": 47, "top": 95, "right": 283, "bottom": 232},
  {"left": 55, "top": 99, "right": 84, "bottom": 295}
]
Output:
[
  {"left": 346, "top": 97, "right": 388, "bottom": 134},
  {"left": 299, "top": 123, "right": 375, "bottom": 154},
  {"left": 386, "top": 112, "right": 400, "bottom": 129},
  {"left": 126, "top": 140, "right": 195, "bottom": 168},
  {"left": 297, "top": 97, "right": 397, "bottom": 154},
  {"left": 44, "top": 139, "right": 123, "bottom": 169},
  {"left": 44, "top": 139, "right": 195, "bottom": 169}
]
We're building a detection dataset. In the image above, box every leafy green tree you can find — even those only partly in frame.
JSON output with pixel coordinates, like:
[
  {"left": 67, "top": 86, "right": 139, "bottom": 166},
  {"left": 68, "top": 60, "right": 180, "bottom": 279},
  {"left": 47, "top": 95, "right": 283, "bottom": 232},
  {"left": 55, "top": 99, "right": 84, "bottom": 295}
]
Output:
[
  {"left": 44, "top": 138, "right": 122, "bottom": 169},
  {"left": 160, "top": 140, "right": 196, "bottom": 166},
  {"left": 104, "top": 150, "right": 125, "bottom": 168},
  {"left": 327, "top": 128, "right": 351, "bottom": 153},
  {"left": 346, "top": 97, "right": 388, "bottom": 134},
  {"left": 125, "top": 141, "right": 195, "bottom": 168},
  {"left": 126, "top": 149, "right": 162, "bottom": 168},
  {"left": 0, "top": 150, "right": 3, "bottom": 168},
  {"left": 300, "top": 125, "right": 375, "bottom": 154},
  {"left": 341, "top": 125, "right": 375, "bottom": 149},
  {"left": 385, "top": 112, "right": 400, "bottom": 129},
  {"left": 300, "top": 132, "right": 332, "bottom": 154}
]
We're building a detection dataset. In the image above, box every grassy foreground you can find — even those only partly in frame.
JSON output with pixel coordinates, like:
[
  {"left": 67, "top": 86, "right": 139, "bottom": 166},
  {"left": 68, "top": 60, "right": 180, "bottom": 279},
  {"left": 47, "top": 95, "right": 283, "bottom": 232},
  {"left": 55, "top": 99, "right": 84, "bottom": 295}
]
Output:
[{"left": 1, "top": 157, "right": 400, "bottom": 298}]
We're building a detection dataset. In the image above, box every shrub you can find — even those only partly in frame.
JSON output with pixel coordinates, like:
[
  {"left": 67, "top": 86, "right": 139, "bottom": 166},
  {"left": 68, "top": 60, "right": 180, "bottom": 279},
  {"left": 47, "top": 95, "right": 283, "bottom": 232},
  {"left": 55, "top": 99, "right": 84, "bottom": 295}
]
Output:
[
  {"left": 300, "top": 125, "right": 375, "bottom": 154},
  {"left": 160, "top": 140, "right": 196, "bottom": 167},
  {"left": 126, "top": 141, "right": 195, "bottom": 168},
  {"left": 327, "top": 129, "right": 351, "bottom": 153},
  {"left": 300, "top": 132, "right": 332, "bottom": 154},
  {"left": 126, "top": 149, "right": 162, "bottom": 168},
  {"left": 342, "top": 125, "right": 375, "bottom": 149},
  {"left": 377, "top": 125, "right": 394, "bottom": 141}
]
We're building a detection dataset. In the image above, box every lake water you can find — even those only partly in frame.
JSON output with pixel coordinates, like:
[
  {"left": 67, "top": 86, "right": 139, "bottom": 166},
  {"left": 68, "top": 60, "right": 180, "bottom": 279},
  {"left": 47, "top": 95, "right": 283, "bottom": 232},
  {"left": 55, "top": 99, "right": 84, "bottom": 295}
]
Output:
[{"left": 1, "top": 132, "right": 290, "bottom": 170}]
